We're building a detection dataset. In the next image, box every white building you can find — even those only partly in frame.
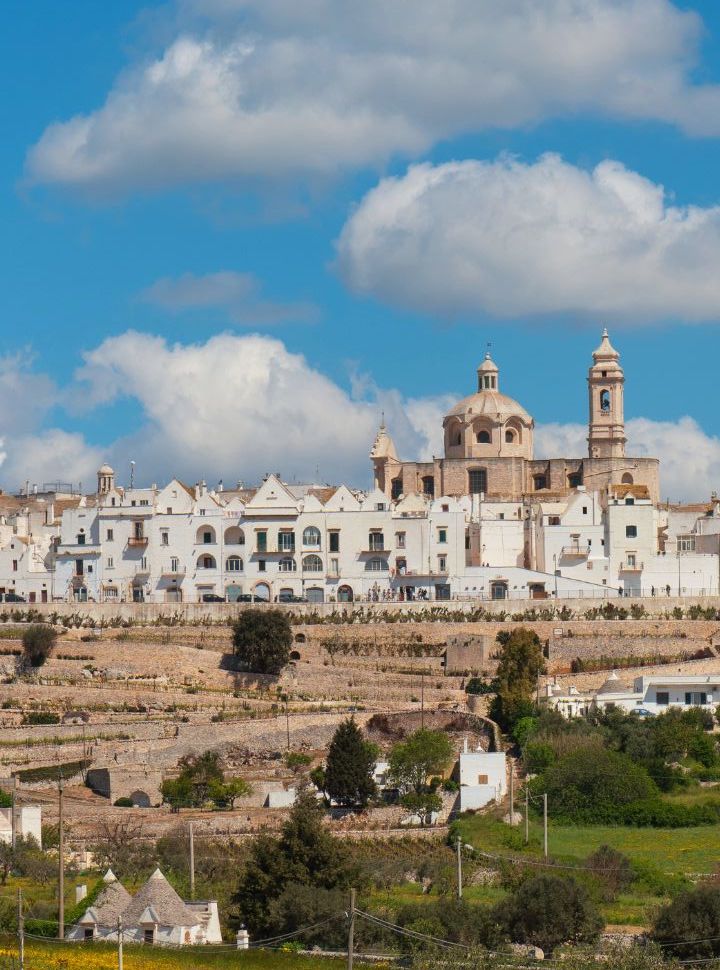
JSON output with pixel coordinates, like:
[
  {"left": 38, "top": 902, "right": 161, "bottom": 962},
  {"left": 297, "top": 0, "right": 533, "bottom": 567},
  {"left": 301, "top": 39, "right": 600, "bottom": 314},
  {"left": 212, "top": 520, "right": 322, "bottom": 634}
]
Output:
[
  {"left": 0, "top": 806, "right": 42, "bottom": 846},
  {"left": 456, "top": 741, "right": 506, "bottom": 811},
  {"left": 545, "top": 672, "right": 719, "bottom": 717},
  {"left": 68, "top": 868, "right": 222, "bottom": 945}
]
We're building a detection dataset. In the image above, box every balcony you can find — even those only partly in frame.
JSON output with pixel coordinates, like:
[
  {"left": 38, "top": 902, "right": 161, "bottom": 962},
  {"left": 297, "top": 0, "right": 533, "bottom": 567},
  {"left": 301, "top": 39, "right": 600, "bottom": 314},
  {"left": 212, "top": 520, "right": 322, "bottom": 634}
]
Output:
[
  {"left": 56, "top": 544, "right": 100, "bottom": 557},
  {"left": 134, "top": 564, "right": 150, "bottom": 576},
  {"left": 359, "top": 546, "right": 390, "bottom": 555},
  {"left": 160, "top": 564, "right": 186, "bottom": 577},
  {"left": 396, "top": 569, "right": 449, "bottom": 578},
  {"left": 620, "top": 561, "right": 643, "bottom": 572},
  {"left": 128, "top": 537, "right": 148, "bottom": 548},
  {"left": 561, "top": 545, "right": 590, "bottom": 558}
]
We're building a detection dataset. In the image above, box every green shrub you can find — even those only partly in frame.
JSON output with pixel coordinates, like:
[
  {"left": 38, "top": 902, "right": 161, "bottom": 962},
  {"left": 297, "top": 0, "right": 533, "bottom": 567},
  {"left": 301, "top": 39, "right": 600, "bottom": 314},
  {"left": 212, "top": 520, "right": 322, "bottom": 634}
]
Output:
[
  {"left": 21, "top": 625, "right": 58, "bottom": 667},
  {"left": 23, "top": 712, "right": 60, "bottom": 725},
  {"left": 653, "top": 884, "right": 720, "bottom": 960},
  {"left": 523, "top": 741, "right": 556, "bottom": 773},
  {"left": 114, "top": 797, "right": 133, "bottom": 807},
  {"left": 533, "top": 745, "right": 658, "bottom": 823}
]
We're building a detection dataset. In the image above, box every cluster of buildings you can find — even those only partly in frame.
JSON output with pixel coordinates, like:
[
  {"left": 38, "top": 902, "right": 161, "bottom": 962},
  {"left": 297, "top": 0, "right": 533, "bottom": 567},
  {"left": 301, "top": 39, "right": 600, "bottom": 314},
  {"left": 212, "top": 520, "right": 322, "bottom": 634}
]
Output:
[
  {"left": 1, "top": 331, "right": 719, "bottom": 605},
  {"left": 545, "top": 672, "right": 720, "bottom": 719}
]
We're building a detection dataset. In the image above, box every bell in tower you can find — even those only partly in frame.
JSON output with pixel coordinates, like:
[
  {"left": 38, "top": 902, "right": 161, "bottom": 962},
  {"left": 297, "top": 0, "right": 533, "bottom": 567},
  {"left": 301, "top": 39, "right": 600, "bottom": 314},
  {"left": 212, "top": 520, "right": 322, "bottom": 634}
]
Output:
[{"left": 587, "top": 329, "right": 626, "bottom": 459}]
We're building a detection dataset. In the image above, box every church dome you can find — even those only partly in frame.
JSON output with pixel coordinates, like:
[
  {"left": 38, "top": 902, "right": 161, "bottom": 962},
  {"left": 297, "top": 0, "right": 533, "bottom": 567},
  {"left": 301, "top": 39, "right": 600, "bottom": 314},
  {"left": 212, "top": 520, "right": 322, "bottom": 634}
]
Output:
[
  {"left": 443, "top": 353, "right": 534, "bottom": 461},
  {"left": 445, "top": 388, "right": 532, "bottom": 424}
]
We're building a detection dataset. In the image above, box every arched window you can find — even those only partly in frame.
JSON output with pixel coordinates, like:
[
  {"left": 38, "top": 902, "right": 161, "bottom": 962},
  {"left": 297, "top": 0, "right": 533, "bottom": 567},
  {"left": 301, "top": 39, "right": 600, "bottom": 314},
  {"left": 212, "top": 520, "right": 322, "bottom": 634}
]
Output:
[
  {"left": 534, "top": 475, "right": 548, "bottom": 491},
  {"left": 453, "top": 432, "right": 462, "bottom": 446},
  {"left": 224, "top": 526, "right": 245, "bottom": 545},
  {"left": 600, "top": 389, "right": 611, "bottom": 412},
  {"left": 303, "top": 554, "right": 323, "bottom": 572},
  {"left": 621, "top": 473, "right": 634, "bottom": 485},
  {"left": 568, "top": 472, "right": 583, "bottom": 488},
  {"left": 279, "top": 557, "right": 296, "bottom": 572},
  {"left": 198, "top": 554, "right": 216, "bottom": 569},
  {"left": 391, "top": 478, "right": 403, "bottom": 500},
  {"left": 226, "top": 556, "right": 243, "bottom": 572},
  {"left": 302, "top": 526, "right": 321, "bottom": 548},
  {"left": 505, "top": 429, "right": 515, "bottom": 443},
  {"left": 421, "top": 476, "right": 435, "bottom": 497},
  {"left": 196, "top": 526, "right": 216, "bottom": 545},
  {"left": 476, "top": 430, "right": 491, "bottom": 444}
]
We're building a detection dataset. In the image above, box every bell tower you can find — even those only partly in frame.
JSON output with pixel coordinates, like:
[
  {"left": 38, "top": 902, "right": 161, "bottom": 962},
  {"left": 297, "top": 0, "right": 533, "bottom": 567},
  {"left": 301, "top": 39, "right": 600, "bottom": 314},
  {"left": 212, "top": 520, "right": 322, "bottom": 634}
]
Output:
[{"left": 588, "top": 328, "right": 626, "bottom": 459}]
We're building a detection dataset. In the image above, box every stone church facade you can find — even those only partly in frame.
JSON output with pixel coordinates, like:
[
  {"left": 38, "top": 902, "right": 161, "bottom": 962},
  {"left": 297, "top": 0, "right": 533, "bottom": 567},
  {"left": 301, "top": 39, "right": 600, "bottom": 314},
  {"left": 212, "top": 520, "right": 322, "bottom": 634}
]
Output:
[{"left": 371, "top": 330, "right": 660, "bottom": 505}]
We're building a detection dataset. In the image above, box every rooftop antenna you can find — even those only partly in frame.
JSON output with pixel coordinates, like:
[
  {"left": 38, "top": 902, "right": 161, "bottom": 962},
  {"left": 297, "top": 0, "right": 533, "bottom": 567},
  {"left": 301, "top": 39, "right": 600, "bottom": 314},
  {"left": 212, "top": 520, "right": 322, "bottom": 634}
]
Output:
[{"left": 130, "top": 461, "right": 136, "bottom": 490}]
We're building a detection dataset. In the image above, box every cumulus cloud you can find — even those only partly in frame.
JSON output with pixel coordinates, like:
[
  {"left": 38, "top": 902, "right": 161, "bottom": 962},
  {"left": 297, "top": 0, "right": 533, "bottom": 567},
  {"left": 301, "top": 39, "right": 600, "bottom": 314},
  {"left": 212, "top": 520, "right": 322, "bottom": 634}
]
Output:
[
  {"left": 140, "top": 271, "right": 317, "bottom": 325},
  {"left": 73, "top": 331, "right": 436, "bottom": 486},
  {"left": 26, "top": 0, "right": 720, "bottom": 193},
  {"left": 337, "top": 154, "right": 720, "bottom": 322},
  {"left": 535, "top": 417, "right": 720, "bottom": 500}
]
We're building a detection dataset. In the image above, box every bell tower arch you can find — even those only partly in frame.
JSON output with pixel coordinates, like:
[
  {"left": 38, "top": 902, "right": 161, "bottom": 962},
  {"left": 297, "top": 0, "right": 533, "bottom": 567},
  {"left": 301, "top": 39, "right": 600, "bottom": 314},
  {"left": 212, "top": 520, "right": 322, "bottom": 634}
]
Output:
[{"left": 587, "top": 329, "right": 626, "bottom": 459}]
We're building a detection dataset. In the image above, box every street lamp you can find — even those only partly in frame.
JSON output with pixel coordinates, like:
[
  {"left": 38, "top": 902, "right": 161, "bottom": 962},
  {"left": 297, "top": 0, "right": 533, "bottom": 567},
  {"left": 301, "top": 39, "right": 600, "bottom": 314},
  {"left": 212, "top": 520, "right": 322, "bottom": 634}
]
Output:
[
  {"left": 553, "top": 553, "right": 558, "bottom": 598},
  {"left": 677, "top": 548, "right": 681, "bottom": 598}
]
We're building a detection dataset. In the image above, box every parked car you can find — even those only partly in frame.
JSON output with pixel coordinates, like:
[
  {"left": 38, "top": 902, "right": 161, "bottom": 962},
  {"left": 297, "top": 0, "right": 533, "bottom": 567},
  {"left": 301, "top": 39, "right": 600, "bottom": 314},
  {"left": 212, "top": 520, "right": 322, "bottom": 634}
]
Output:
[
  {"left": 235, "top": 593, "right": 264, "bottom": 602},
  {"left": 630, "top": 708, "right": 656, "bottom": 717},
  {"left": 275, "top": 592, "right": 307, "bottom": 603},
  {"left": 201, "top": 593, "right": 225, "bottom": 603},
  {"left": 0, "top": 593, "right": 26, "bottom": 603}
]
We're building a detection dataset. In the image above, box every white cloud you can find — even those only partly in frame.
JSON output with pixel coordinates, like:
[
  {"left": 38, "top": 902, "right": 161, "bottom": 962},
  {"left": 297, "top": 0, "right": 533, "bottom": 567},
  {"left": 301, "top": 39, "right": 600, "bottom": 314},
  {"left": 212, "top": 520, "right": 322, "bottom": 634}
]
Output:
[
  {"left": 536, "top": 417, "right": 720, "bottom": 500},
  {"left": 26, "top": 1, "right": 720, "bottom": 193},
  {"left": 140, "top": 271, "right": 317, "bottom": 325},
  {"left": 337, "top": 154, "right": 720, "bottom": 321},
  {"left": 73, "top": 331, "right": 434, "bottom": 486}
]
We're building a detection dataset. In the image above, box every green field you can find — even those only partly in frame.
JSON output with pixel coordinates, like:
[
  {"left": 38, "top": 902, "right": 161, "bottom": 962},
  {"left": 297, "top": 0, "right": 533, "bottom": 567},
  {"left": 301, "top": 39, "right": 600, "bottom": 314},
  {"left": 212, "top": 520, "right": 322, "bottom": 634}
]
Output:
[{"left": 0, "top": 937, "right": 344, "bottom": 970}]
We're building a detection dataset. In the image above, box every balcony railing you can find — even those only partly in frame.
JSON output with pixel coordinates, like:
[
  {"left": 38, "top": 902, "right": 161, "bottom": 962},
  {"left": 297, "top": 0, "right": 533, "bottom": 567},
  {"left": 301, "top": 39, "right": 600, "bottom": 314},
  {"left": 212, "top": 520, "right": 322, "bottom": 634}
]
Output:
[
  {"left": 561, "top": 545, "right": 590, "bottom": 558},
  {"left": 620, "top": 561, "right": 644, "bottom": 572},
  {"left": 128, "top": 537, "right": 148, "bottom": 548},
  {"left": 160, "top": 565, "right": 186, "bottom": 577}
]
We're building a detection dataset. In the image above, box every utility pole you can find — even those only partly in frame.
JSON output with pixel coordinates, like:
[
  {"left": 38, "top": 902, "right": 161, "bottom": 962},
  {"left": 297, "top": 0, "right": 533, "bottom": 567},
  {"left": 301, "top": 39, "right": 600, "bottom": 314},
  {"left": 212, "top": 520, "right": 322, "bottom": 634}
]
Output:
[
  {"left": 509, "top": 760, "right": 515, "bottom": 827},
  {"left": 117, "top": 917, "right": 123, "bottom": 970},
  {"left": 11, "top": 775, "right": 17, "bottom": 849},
  {"left": 347, "top": 888, "right": 356, "bottom": 970},
  {"left": 524, "top": 787, "right": 529, "bottom": 845},
  {"left": 189, "top": 822, "right": 195, "bottom": 900},
  {"left": 17, "top": 888, "right": 24, "bottom": 970},
  {"left": 543, "top": 792, "right": 548, "bottom": 859},
  {"left": 420, "top": 670, "right": 425, "bottom": 730},
  {"left": 456, "top": 837, "right": 463, "bottom": 899},
  {"left": 58, "top": 778, "right": 64, "bottom": 940}
]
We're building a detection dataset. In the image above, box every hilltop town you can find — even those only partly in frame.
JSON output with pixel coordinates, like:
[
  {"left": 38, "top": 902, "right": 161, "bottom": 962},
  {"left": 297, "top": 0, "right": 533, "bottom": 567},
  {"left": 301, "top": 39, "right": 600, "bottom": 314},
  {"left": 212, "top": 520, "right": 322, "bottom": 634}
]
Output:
[{"left": 0, "top": 333, "right": 716, "bottom": 967}]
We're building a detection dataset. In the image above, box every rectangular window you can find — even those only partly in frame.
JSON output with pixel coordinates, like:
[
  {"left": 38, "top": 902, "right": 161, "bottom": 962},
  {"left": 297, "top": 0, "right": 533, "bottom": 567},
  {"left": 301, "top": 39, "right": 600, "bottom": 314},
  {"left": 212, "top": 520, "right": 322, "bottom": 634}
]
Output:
[
  {"left": 656, "top": 692, "right": 669, "bottom": 705},
  {"left": 468, "top": 469, "right": 487, "bottom": 494},
  {"left": 375, "top": 502, "right": 386, "bottom": 511},
  {"left": 437, "top": 528, "right": 447, "bottom": 544},
  {"left": 257, "top": 531, "right": 267, "bottom": 553},
  {"left": 477, "top": 774, "right": 489, "bottom": 785},
  {"left": 438, "top": 555, "right": 447, "bottom": 572},
  {"left": 166, "top": 507, "right": 172, "bottom": 515},
  {"left": 396, "top": 532, "right": 406, "bottom": 549},
  {"left": 626, "top": 525, "right": 637, "bottom": 538},
  {"left": 106, "top": 529, "right": 114, "bottom": 541},
  {"left": 77, "top": 533, "right": 86, "bottom": 545},
  {"left": 368, "top": 532, "right": 385, "bottom": 551},
  {"left": 140, "top": 499, "right": 149, "bottom": 506},
  {"left": 329, "top": 558, "right": 339, "bottom": 576},
  {"left": 685, "top": 692, "right": 708, "bottom": 706},
  {"left": 161, "top": 532, "right": 169, "bottom": 546},
  {"left": 441, "top": 504, "right": 449, "bottom": 512},
  {"left": 258, "top": 559, "right": 266, "bottom": 572},
  {"left": 582, "top": 506, "right": 588, "bottom": 515},
  {"left": 141, "top": 556, "right": 147, "bottom": 570},
  {"left": 329, "top": 531, "right": 340, "bottom": 552},
  {"left": 627, "top": 554, "right": 636, "bottom": 567},
  {"left": 278, "top": 531, "right": 295, "bottom": 552},
  {"left": 170, "top": 557, "right": 179, "bottom": 572},
  {"left": 12, "top": 561, "right": 17, "bottom": 572},
  {"left": 203, "top": 530, "right": 212, "bottom": 544},
  {"left": 107, "top": 557, "right": 114, "bottom": 568}
]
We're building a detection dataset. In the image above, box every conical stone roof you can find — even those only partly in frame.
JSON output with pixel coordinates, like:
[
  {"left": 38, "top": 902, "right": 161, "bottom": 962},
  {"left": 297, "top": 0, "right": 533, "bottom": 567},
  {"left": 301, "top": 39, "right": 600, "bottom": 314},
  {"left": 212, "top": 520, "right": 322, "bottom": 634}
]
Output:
[{"left": 121, "top": 868, "right": 200, "bottom": 927}]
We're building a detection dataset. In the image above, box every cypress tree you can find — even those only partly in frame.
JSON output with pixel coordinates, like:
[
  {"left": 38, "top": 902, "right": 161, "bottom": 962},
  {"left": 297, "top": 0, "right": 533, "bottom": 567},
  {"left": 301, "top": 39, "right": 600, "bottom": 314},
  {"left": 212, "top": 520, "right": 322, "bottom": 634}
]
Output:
[{"left": 324, "top": 718, "right": 377, "bottom": 808}]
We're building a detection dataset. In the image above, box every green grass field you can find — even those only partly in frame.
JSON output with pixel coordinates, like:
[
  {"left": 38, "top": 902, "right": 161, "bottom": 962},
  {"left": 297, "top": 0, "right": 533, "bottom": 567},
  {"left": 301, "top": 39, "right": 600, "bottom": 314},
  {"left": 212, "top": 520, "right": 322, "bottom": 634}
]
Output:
[{"left": 0, "top": 937, "right": 344, "bottom": 970}]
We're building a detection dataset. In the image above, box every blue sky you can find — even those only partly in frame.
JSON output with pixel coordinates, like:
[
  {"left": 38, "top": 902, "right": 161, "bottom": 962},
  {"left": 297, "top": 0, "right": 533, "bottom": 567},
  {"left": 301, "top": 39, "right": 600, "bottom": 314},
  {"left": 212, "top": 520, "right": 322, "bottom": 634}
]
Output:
[{"left": 2, "top": 0, "right": 720, "bottom": 498}]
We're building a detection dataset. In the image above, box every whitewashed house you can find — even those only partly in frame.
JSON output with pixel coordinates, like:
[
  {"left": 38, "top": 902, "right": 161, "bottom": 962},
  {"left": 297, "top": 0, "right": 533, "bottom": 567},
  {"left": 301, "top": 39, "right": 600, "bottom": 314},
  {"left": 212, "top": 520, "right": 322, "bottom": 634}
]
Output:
[
  {"left": 545, "top": 672, "right": 720, "bottom": 718},
  {"left": 0, "top": 806, "right": 42, "bottom": 846},
  {"left": 456, "top": 740, "right": 507, "bottom": 811},
  {"left": 68, "top": 868, "right": 222, "bottom": 945}
]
